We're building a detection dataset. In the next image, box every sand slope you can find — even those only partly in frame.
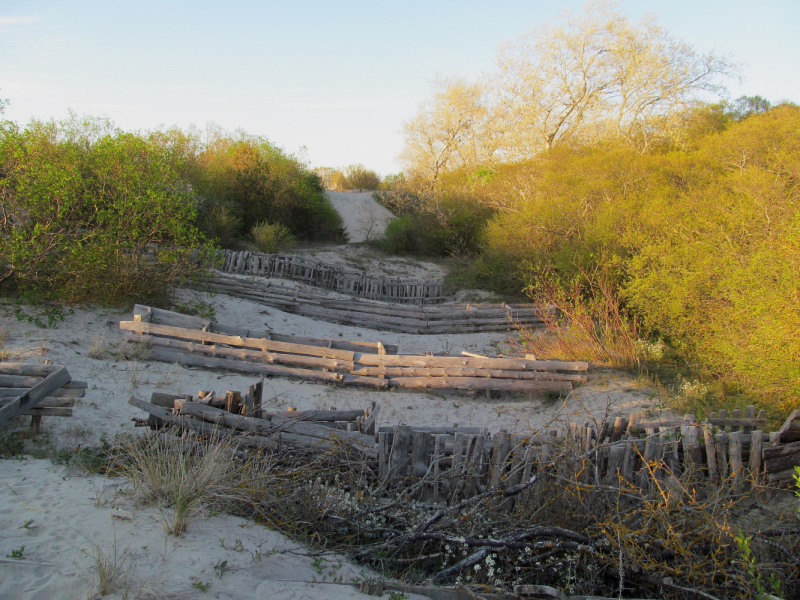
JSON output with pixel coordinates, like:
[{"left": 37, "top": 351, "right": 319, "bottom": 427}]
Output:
[{"left": 325, "top": 191, "right": 396, "bottom": 243}]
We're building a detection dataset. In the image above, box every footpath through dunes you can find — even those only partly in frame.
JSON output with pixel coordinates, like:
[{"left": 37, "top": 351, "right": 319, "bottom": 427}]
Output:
[{"left": 325, "top": 190, "right": 397, "bottom": 243}]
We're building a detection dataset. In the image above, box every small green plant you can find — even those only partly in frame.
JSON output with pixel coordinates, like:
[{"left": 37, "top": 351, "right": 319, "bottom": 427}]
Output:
[
  {"left": 387, "top": 592, "right": 409, "bottom": 600},
  {"left": 173, "top": 300, "right": 217, "bottom": 321},
  {"left": 7, "top": 546, "right": 24, "bottom": 559},
  {"left": 214, "top": 559, "right": 229, "bottom": 578},
  {"left": 21, "top": 519, "right": 35, "bottom": 529},
  {"left": 192, "top": 579, "right": 212, "bottom": 591},
  {"left": 250, "top": 221, "right": 296, "bottom": 254}
]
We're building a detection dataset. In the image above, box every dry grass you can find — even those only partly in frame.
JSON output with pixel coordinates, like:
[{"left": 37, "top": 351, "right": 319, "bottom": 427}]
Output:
[
  {"left": 108, "top": 424, "right": 799, "bottom": 599},
  {"left": 114, "top": 432, "right": 238, "bottom": 535},
  {"left": 519, "top": 269, "right": 643, "bottom": 368},
  {"left": 83, "top": 535, "right": 133, "bottom": 597}
]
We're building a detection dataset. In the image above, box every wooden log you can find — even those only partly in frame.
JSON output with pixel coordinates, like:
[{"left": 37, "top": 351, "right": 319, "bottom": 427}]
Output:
[
  {"left": 23, "top": 407, "right": 72, "bottom": 417},
  {"left": 120, "top": 321, "right": 355, "bottom": 361},
  {"left": 0, "top": 363, "right": 62, "bottom": 377},
  {"left": 150, "top": 392, "right": 183, "bottom": 409},
  {"left": 465, "top": 435, "right": 486, "bottom": 498},
  {"left": 777, "top": 409, "right": 800, "bottom": 443},
  {"left": 0, "top": 387, "right": 83, "bottom": 398},
  {"left": 605, "top": 445, "right": 626, "bottom": 484},
  {"left": 145, "top": 348, "right": 387, "bottom": 388},
  {"left": 432, "top": 434, "right": 446, "bottom": 502},
  {"left": 729, "top": 431, "right": 744, "bottom": 494},
  {"left": 0, "top": 397, "right": 75, "bottom": 409},
  {"left": 387, "top": 377, "right": 571, "bottom": 393},
  {"left": 264, "top": 408, "right": 368, "bottom": 421},
  {"left": 0, "top": 367, "right": 71, "bottom": 431},
  {"left": 124, "top": 333, "right": 354, "bottom": 371},
  {"left": 351, "top": 366, "right": 586, "bottom": 382},
  {"left": 357, "top": 354, "right": 588, "bottom": 372},
  {"left": 762, "top": 440, "right": 800, "bottom": 473},
  {"left": 0, "top": 375, "right": 86, "bottom": 389}
]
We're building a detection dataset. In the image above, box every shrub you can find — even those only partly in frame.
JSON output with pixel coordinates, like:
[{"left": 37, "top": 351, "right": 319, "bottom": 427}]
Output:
[
  {"left": 0, "top": 114, "right": 209, "bottom": 306},
  {"left": 250, "top": 221, "right": 296, "bottom": 253},
  {"left": 343, "top": 164, "right": 381, "bottom": 190}
]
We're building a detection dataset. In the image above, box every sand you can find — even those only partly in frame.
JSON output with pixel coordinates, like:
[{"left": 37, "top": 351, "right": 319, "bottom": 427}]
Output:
[
  {"left": 0, "top": 243, "right": 660, "bottom": 599},
  {"left": 325, "top": 191, "right": 396, "bottom": 243}
]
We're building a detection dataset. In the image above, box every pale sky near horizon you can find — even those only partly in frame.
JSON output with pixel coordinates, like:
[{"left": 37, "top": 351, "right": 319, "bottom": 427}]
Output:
[{"left": 1, "top": 1, "right": 798, "bottom": 175}]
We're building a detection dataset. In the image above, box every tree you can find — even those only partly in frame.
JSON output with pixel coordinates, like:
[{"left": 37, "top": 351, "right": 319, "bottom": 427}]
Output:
[
  {"left": 399, "top": 76, "right": 496, "bottom": 182},
  {"left": 491, "top": 1, "right": 737, "bottom": 156}
]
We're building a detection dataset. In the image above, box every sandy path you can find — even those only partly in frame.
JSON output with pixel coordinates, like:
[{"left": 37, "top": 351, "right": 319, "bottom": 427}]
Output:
[{"left": 326, "top": 191, "right": 396, "bottom": 243}]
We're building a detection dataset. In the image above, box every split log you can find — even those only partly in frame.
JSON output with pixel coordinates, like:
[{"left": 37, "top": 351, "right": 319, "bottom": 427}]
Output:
[
  {"left": 776, "top": 409, "right": 800, "bottom": 443},
  {"left": 762, "top": 440, "right": 800, "bottom": 473}
]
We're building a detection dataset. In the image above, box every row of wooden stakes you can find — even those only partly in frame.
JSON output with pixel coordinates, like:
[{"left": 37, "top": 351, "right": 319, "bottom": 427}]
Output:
[
  {"left": 219, "top": 250, "right": 447, "bottom": 305},
  {"left": 200, "top": 272, "right": 550, "bottom": 335},
  {"left": 121, "top": 305, "right": 588, "bottom": 394}
]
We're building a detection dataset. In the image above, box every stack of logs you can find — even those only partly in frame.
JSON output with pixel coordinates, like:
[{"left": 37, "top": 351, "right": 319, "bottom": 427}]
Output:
[
  {"left": 0, "top": 363, "right": 85, "bottom": 432},
  {"left": 129, "top": 388, "right": 380, "bottom": 457},
  {"left": 120, "top": 305, "right": 588, "bottom": 394},
  {"left": 219, "top": 250, "right": 446, "bottom": 304},
  {"left": 201, "top": 272, "right": 550, "bottom": 334}
]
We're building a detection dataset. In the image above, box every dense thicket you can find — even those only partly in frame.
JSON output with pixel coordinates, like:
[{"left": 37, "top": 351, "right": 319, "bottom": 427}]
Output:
[
  {"left": 0, "top": 115, "right": 343, "bottom": 305},
  {"left": 383, "top": 105, "right": 800, "bottom": 410}
]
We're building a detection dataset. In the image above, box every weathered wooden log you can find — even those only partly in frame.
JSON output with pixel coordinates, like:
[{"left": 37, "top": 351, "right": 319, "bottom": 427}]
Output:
[
  {"left": 120, "top": 321, "right": 355, "bottom": 361},
  {"left": 388, "top": 377, "right": 571, "bottom": 393},
  {"left": 762, "top": 440, "right": 800, "bottom": 473},
  {"left": 0, "top": 387, "right": 83, "bottom": 398},
  {"left": 356, "top": 354, "right": 587, "bottom": 372},
  {"left": 124, "top": 333, "right": 354, "bottom": 371},
  {"left": 729, "top": 431, "right": 744, "bottom": 494},
  {"left": 264, "top": 408, "right": 371, "bottom": 421},
  {"left": 23, "top": 407, "right": 72, "bottom": 417},
  {"left": 776, "top": 409, "right": 800, "bottom": 443},
  {"left": 351, "top": 366, "right": 587, "bottom": 382},
  {"left": 0, "top": 375, "right": 87, "bottom": 389},
  {"left": 0, "top": 363, "right": 62, "bottom": 377},
  {"left": 0, "top": 397, "right": 75, "bottom": 409},
  {"left": 0, "top": 367, "right": 71, "bottom": 431},
  {"left": 749, "top": 430, "right": 763, "bottom": 477},
  {"left": 132, "top": 304, "right": 398, "bottom": 354}
]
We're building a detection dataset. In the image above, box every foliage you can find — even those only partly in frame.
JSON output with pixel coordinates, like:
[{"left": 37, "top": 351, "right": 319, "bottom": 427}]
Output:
[
  {"left": 378, "top": 192, "right": 492, "bottom": 257},
  {"left": 400, "top": 1, "right": 737, "bottom": 180},
  {"left": 343, "top": 164, "right": 381, "bottom": 190},
  {"left": 0, "top": 113, "right": 209, "bottom": 306},
  {"left": 191, "top": 128, "right": 345, "bottom": 242},
  {"left": 250, "top": 220, "right": 296, "bottom": 253}
]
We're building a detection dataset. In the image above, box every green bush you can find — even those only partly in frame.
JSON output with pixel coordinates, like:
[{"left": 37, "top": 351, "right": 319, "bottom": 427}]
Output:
[
  {"left": 343, "top": 164, "right": 381, "bottom": 190},
  {"left": 192, "top": 131, "right": 345, "bottom": 244},
  {"left": 0, "top": 114, "right": 209, "bottom": 306},
  {"left": 250, "top": 221, "right": 296, "bottom": 253}
]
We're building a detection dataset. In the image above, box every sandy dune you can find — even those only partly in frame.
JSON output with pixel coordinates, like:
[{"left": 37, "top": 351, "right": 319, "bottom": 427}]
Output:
[{"left": 325, "top": 191, "right": 396, "bottom": 243}]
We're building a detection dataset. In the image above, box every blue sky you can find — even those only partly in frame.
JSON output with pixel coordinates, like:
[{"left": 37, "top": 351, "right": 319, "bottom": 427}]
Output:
[{"left": 1, "top": 1, "right": 798, "bottom": 175}]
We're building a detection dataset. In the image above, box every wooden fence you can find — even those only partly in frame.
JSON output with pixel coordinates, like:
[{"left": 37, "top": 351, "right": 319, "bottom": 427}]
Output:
[
  {"left": 121, "top": 306, "right": 588, "bottom": 394},
  {"left": 0, "top": 363, "right": 85, "bottom": 431},
  {"left": 201, "top": 272, "right": 550, "bottom": 334},
  {"left": 219, "top": 250, "right": 446, "bottom": 304},
  {"left": 129, "top": 381, "right": 800, "bottom": 506}
]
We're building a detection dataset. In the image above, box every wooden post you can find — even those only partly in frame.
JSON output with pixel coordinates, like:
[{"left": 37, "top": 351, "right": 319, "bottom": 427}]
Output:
[
  {"left": 225, "top": 391, "right": 241, "bottom": 414},
  {"left": 378, "top": 432, "right": 390, "bottom": 480},
  {"left": 748, "top": 430, "right": 763, "bottom": 481},
  {"left": 703, "top": 426, "right": 718, "bottom": 482},
  {"left": 390, "top": 425, "right": 412, "bottom": 487},
  {"left": 490, "top": 431, "right": 511, "bottom": 487},
  {"left": 411, "top": 431, "right": 431, "bottom": 497},
  {"left": 715, "top": 432, "right": 729, "bottom": 482},
  {"left": 729, "top": 431, "right": 743, "bottom": 495},
  {"left": 681, "top": 425, "right": 702, "bottom": 478}
]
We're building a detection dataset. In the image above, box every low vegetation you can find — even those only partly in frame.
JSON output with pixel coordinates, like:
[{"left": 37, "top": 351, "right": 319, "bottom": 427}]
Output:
[
  {"left": 0, "top": 114, "right": 344, "bottom": 308},
  {"left": 104, "top": 429, "right": 799, "bottom": 600}
]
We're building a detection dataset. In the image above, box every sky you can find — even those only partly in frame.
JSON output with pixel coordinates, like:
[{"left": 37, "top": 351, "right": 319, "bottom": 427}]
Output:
[{"left": 1, "top": 0, "right": 798, "bottom": 175}]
